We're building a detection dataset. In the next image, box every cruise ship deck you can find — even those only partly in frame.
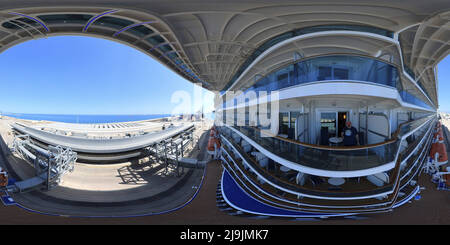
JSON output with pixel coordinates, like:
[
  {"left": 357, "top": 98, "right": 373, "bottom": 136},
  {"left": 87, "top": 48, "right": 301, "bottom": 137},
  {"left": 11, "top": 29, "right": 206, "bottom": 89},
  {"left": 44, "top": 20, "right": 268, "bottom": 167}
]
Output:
[{"left": 0, "top": 0, "right": 449, "bottom": 222}]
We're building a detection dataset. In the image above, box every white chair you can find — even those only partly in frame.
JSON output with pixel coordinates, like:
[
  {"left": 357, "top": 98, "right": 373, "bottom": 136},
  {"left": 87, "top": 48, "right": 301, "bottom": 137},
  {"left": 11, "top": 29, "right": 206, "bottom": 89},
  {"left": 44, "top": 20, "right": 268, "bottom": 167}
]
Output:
[
  {"left": 232, "top": 134, "right": 241, "bottom": 144},
  {"left": 251, "top": 151, "right": 268, "bottom": 168},
  {"left": 366, "top": 172, "right": 389, "bottom": 187},
  {"left": 296, "top": 172, "right": 306, "bottom": 186},
  {"left": 328, "top": 177, "right": 345, "bottom": 186},
  {"left": 251, "top": 151, "right": 264, "bottom": 161},
  {"left": 374, "top": 195, "right": 388, "bottom": 200},
  {"left": 259, "top": 157, "right": 269, "bottom": 169},
  {"left": 241, "top": 140, "right": 251, "bottom": 153}
]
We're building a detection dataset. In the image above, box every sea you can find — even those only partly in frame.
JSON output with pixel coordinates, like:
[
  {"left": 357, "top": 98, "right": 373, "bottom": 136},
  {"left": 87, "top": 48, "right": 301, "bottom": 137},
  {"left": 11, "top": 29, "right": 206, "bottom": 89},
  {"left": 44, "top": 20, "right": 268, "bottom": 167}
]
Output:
[{"left": 1, "top": 113, "right": 172, "bottom": 124}]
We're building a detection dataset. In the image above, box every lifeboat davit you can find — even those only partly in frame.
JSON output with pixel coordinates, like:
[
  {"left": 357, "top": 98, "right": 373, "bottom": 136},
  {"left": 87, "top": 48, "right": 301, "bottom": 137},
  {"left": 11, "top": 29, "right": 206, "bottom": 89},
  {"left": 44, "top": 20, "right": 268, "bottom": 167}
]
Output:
[
  {"left": 429, "top": 135, "right": 448, "bottom": 165},
  {"left": 0, "top": 167, "right": 8, "bottom": 187},
  {"left": 442, "top": 166, "right": 450, "bottom": 186},
  {"left": 209, "top": 125, "right": 218, "bottom": 137},
  {"left": 207, "top": 127, "right": 221, "bottom": 159},
  {"left": 207, "top": 137, "right": 221, "bottom": 152},
  {"left": 433, "top": 129, "right": 444, "bottom": 142},
  {"left": 435, "top": 121, "right": 441, "bottom": 129},
  {"left": 210, "top": 129, "right": 217, "bottom": 137}
]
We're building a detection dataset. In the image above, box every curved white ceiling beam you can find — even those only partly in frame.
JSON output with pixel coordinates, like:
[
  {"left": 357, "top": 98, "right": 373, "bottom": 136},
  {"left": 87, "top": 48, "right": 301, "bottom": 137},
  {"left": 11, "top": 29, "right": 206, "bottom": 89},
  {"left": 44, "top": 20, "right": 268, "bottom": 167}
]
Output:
[{"left": 0, "top": 1, "right": 449, "bottom": 93}]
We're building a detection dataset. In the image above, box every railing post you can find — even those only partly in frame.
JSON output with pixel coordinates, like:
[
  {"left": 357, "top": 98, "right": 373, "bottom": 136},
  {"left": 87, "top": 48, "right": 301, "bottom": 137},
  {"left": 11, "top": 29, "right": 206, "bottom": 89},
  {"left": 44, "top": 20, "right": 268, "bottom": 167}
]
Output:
[
  {"left": 47, "top": 154, "right": 51, "bottom": 191},
  {"left": 366, "top": 106, "right": 369, "bottom": 145}
]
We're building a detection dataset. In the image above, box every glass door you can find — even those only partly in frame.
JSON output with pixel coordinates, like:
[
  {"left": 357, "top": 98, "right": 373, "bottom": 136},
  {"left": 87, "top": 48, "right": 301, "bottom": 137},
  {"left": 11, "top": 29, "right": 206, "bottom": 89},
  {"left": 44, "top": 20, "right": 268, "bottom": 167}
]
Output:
[
  {"left": 337, "top": 111, "right": 349, "bottom": 137},
  {"left": 279, "top": 112, "right": 289, "bottom": 135},
  {"left": 320, "top": 112, "right": 337, "bottom": 137}
]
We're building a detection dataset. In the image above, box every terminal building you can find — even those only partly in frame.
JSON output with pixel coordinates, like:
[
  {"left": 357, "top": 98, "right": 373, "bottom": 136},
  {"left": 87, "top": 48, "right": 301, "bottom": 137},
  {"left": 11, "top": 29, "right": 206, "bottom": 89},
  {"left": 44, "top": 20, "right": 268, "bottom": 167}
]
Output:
[{"left": 0, "top": 0, "right": 449, "bottom": 217}]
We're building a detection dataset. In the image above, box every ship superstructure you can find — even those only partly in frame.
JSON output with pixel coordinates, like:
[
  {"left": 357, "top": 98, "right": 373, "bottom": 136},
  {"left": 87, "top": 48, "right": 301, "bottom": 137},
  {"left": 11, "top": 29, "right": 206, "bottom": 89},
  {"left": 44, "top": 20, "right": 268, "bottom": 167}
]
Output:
[{"left": 0, "top": 0, "right": 449, "bottom": 218}]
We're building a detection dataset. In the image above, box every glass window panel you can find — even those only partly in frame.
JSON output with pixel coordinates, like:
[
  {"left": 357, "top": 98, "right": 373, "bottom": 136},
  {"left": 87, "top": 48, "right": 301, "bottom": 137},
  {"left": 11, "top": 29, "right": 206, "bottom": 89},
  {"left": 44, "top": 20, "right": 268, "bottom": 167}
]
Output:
[
  {"left": 93, "top": 16, "right": 134, "bottom": 29},
  {"left": 37, "top": 14, "right": 93, "bottom": 25},
  {"left": 334, "top": 68, "right": 349, "bottom": 80},
  {"left": 2, "top": 20, "right": 25, "bottom": 29},
  {"left": 158, "top": 43, "right": 173, "bottom": 53},
  {"left": 224, "top": 55, "right": 436, "bottom": 110},
  {"left": 221, "top": 24, "right": 393, "bottom": 93},
  {"left": 16, "top": 18, "right": 35, "bottom": 25},
  {"left": 146, "top": 35, "right": 165, "bottom": 46},
  {"left": 318, "top": 66, "right": 332, "bottom": 80},
  {"left": 279, "top": 112, "right": 289, "bottom": 135},
  {"left": 166, "top": 52, "right": 178, "bottom": 60},
  {"left": 321, "top": 112, "right": 337, "bottom": 136},
  {"left": 126, "top": 25, "right": 154, "bottom": 37}
]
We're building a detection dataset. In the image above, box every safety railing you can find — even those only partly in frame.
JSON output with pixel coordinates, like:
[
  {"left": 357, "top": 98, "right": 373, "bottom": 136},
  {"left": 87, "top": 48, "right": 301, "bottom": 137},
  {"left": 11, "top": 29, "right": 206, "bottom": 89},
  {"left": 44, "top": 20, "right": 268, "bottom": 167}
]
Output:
[
  {"left": 219, "top": 115, "right": 434, "bottom": 172},
  {"left": 218, "top": 115, "right": 435, "bottom": 202}
]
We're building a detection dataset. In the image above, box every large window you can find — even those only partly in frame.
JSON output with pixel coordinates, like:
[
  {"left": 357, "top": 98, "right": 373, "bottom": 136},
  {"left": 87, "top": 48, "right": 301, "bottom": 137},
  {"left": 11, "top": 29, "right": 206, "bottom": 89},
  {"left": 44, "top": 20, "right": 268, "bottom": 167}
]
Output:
[
  {"left": 221, "top": 24, "right": 394, "bottom": 94},
  {"left": 320, "top": 112, "right": 337, "bottom": 137},
  {"left": 279, "top": 112, "right": 289, "bottom": 135},
  {"left": 246, "top": 55, "right": 399, "bottom": 94},
  {"left": 37, "top": 14, "right": 93, "bottom": 25},
  {"left": 400, "top": 91, "right": 433, "bottom": 110},
  {"left": 223, "top": 54, "right": 432, "bottom": 110},
  {"left": 93, "top": 16, "right": 134, "bottom": 30},
  {"left": 290, "top": 112, "right": 300, "bottom": 129}
]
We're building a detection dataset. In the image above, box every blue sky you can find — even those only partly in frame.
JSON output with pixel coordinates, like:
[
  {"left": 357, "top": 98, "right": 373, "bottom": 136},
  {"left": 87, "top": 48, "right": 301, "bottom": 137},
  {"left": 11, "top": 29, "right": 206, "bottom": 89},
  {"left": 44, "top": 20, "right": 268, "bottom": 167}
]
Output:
[
  {"left": 0, "top": 35, "right": 448, "bottom": 114},
  {"left": 438, "top": 55, "right": 450, "bottom": 113},
  {"left": 0, "top": 36, "right": 214, "bottom": 115}
]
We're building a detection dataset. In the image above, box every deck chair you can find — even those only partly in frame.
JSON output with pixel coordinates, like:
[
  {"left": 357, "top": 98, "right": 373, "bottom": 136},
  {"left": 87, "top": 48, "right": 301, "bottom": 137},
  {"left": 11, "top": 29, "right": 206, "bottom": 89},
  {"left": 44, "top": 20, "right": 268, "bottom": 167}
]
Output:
[{"left": 366, "top": 172, "right": 389, "bottom": 187}]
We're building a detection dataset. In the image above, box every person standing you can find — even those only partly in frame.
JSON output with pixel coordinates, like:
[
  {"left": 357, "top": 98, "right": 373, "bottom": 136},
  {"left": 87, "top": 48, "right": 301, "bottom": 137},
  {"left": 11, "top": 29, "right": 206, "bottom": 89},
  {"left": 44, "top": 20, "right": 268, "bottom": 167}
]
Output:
[{"left": 341, "top": 121, "right": 359, "bottom": 146}]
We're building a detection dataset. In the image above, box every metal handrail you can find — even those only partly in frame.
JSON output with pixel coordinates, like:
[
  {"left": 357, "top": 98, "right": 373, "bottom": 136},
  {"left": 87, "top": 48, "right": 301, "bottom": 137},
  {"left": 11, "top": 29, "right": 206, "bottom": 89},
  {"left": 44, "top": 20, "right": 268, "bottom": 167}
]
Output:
[
  {"left": 219, "top": 116, "right": 435, "bottom": 205},
  {"left": 225, "top": 114, "right": 434, "bottom": 151}
]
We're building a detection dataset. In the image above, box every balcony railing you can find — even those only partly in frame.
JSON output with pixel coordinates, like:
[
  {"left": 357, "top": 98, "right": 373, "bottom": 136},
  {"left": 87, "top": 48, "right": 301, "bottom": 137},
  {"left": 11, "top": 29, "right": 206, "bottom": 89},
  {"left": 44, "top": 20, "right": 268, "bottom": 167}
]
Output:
[
  {"left": 218, "top": 115, "right": 435, "bottom": 207},
  {"left": 221, "top": 25, "right": 394, "bottom": 95},
  {"left": 219, "top": 115, "right": 434, "bottom": 173}
]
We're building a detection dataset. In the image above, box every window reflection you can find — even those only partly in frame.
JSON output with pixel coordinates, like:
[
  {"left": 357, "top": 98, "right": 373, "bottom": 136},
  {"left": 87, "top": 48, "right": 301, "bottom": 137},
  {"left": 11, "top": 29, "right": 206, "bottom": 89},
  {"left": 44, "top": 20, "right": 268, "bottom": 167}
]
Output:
[
  {"left": 245, "top": 55, "right": 399, "bottom": 93},
  {"left": 221, "top": 24, "right": 394, "bottom": 94},
  {"left": 223, "top": 55, "right": 431, "bottom": 110}
]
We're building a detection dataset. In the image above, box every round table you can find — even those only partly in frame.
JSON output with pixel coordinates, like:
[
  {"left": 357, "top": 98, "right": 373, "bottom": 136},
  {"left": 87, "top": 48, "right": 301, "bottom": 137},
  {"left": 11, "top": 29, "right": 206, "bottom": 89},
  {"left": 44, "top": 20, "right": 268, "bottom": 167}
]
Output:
[
  {"left": 280, "top": 165, "right": 291, "bottom": 172},
  {"left": 328, "top": 177, "right": 345, "bottom": 186},
  {"left": 329, "top": 137, "right": 343, "bottom": 145}
]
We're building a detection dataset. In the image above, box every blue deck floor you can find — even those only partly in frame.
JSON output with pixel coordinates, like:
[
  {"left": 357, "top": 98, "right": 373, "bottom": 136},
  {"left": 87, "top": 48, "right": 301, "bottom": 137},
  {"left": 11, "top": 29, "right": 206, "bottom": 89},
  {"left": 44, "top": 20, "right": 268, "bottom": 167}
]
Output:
[{"left": 221, "top": 169, "right": 353, "bottom": 218}]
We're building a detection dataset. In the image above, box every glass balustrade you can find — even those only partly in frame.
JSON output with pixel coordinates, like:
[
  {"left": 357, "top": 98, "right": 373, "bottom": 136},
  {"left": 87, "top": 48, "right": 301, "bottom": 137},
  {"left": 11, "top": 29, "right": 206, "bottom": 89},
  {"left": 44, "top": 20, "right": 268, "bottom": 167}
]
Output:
[
  {"left": 399, "top": 91, "right": 433, "bottom": 110},
  {"left": 218, "top": 115, "right": 434, "bottom": 173},
  {"left": 220, "top": 55, "right": 433, "bottom": 110},
  {"left": 218, "top": 116, "right": 435, "bottom": 199},
  {"left": 221, "top": 24, "right": 394, "bottom": 94}
]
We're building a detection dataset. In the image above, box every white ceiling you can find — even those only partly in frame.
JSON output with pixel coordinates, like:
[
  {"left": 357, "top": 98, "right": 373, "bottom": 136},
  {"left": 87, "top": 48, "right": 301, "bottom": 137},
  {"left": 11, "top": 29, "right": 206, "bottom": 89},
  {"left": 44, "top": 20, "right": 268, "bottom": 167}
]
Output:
[{"left": 0, "top": 0, "right": 448, "bottom": 106}]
